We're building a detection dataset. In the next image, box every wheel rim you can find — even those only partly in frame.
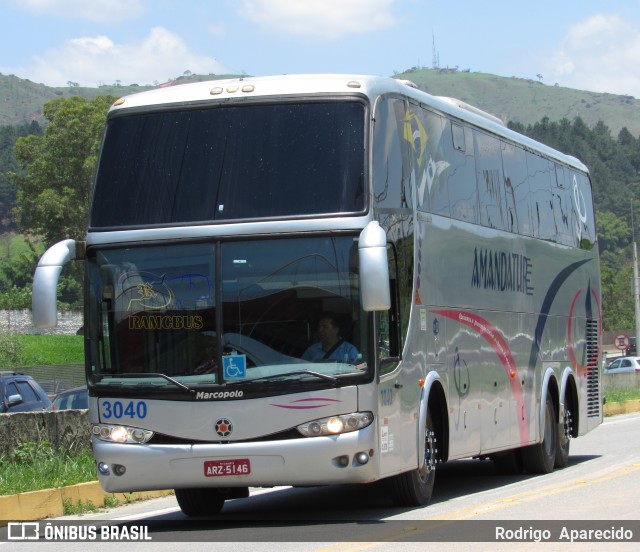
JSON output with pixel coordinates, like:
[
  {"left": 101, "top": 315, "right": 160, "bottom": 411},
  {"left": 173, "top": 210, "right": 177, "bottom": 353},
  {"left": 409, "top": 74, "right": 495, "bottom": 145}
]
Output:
[
  {"left": 419, "top": 428, "right": 437, "bottom": 483},
  {"left": 560, "top": 407, "right": 572, "bottom": 449}
]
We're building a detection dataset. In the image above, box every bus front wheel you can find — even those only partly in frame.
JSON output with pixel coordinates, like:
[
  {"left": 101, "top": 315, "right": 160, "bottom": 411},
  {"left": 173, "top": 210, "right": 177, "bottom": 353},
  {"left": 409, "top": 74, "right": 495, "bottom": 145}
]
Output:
[
  {"left": 388, "top": 407, "right": 437, "bottom": 506},
  {"left": 175, "top": 488, "right": 226, "bottom": 517}
]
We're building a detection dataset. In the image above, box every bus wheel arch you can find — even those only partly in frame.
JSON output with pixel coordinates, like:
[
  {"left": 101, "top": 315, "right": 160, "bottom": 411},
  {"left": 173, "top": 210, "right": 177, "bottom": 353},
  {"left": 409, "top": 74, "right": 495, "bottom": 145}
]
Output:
[
  {"left": 427, "top": 380, "right": 449, "bottom": 464},
  {"left": 418, "top": 376, "right": 448, "bottom": 468},
  {"left": 387, "top": 378, "right": 447, "bottom": 507}
]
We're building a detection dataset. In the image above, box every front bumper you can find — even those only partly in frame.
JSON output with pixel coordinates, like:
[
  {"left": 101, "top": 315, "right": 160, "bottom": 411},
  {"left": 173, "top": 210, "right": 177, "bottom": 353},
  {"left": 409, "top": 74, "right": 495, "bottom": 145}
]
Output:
[{"left": 93, "top": 423, "right": 378, "bottom": 493}]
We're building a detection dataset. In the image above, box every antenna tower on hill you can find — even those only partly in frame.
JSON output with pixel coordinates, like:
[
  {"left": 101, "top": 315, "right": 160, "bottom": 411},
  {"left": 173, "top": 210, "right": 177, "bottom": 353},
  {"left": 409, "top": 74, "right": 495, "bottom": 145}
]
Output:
[{"left": 432, "top": 32, "right": 440, "bottom": 69}]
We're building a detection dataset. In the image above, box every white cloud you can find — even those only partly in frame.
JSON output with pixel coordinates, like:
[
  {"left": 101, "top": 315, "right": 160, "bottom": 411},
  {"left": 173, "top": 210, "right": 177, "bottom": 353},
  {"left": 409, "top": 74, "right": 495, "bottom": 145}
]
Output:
[
  {"left": 19, "top": 27, "right": 233, "bottom": 87},
  {"left": 3, "top": 0, "right": 146, "bottom": 22},
  {"left": 238, "top": 0, "right": 396, "bottom": 40},
  {"left": 549, "top": 14, "right": 640, "bottom": 97}
]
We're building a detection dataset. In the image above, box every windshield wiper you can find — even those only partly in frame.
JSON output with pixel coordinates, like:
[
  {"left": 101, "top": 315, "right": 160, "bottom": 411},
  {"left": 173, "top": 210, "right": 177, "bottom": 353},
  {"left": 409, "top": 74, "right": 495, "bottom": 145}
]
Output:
[
  {"left": 95, "top": 373, "right": 196, "bottom": 393},
  {"left": 228, "top": 369, "right": 338, "bottom": 385}
]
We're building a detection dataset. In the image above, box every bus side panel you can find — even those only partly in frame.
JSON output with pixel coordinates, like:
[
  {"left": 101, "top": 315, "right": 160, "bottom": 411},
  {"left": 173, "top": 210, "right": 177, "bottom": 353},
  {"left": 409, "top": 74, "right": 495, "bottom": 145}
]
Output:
[{"left": 417, "top": 214, "right": 600, "bottom": 457}]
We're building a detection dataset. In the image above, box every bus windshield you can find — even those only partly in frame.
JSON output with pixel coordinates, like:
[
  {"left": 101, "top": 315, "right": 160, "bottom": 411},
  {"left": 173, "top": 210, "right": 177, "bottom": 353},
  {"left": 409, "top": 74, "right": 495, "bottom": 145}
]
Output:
[
  {"left": 85, "top": 236, "right": 368, "bottom": 391},
  {"left": 90, "top": 101, "right": 366, "bottom": 228}
]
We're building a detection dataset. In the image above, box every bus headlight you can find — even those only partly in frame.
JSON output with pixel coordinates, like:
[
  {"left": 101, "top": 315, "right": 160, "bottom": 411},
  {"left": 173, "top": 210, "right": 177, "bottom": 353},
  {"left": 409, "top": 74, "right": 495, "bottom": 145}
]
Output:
[
  {"left": 297, "top": 412, "right": 373, "bottom": 437},
  {"left": 92, "top": 424, "right": 154, "bottom": 444}
]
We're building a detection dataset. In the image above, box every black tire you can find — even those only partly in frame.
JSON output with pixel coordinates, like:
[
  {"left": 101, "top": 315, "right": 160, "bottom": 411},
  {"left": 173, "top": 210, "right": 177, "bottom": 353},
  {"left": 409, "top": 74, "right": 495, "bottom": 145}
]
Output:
[
  {"left": 493, "top": 449, "right": 523, "bottom": 475},
  {"left": 175, "top": 488, "right": 226, "bottom": 517},
  {"left": 389, "top": 407, "right": 437, "bottom": 506},
  {"left": 555, "top": 402, "right": 572, "bottom": 469},
  {"left": 522, "top": 394, "right": 557, "bottom": 474}
]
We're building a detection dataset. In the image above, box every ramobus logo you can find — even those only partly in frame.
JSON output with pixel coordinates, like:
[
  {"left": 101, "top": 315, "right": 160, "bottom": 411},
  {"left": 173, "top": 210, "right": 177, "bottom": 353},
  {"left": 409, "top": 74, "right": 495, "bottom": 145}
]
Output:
[{"left": 195, "top": 390, "right": 244, "bottom": 400}]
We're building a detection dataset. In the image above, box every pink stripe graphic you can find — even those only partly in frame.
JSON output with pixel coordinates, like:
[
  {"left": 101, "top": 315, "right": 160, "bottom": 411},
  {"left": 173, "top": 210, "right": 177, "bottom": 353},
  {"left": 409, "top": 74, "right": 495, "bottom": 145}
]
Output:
[{"left": 270, "top": 397, "right": 342, "bottom": 410}]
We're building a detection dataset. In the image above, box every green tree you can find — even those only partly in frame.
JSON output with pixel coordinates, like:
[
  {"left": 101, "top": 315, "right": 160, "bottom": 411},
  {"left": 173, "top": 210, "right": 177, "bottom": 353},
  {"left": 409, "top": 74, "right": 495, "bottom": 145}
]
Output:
[
  {"left": 596, "top": 212, "right": 635, "bottom": 330},
  {"left": 8, "top": 95, "right": 116, "bottom": 307},
  {"left": 0, "top": 239, "right": 41, "bottom": 292},
  {"left": 0, "top": 121, "right": 42, "bottom": 229},
  {"left": 601, "top": 262, "right": 635, "bottom": 331},
  {"left": 11, "top": 95, "right": 116, "bottom": 245},
  {"left": 596, "top": 210, "right": 631, "bottom": 269}
]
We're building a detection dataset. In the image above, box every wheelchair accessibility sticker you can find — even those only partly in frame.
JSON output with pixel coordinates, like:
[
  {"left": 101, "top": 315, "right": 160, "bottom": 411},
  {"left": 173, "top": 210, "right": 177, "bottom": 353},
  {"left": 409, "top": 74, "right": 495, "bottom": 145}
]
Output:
[{"left": 223, "top": 354, "right": 247, "bottom": 380}]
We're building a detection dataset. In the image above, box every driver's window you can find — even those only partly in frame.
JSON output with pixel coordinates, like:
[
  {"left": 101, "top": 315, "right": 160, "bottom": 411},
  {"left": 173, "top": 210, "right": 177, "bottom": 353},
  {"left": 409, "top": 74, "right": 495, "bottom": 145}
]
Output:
[{"left": 379, "top": 243, "right": 401, "bottom": 375}]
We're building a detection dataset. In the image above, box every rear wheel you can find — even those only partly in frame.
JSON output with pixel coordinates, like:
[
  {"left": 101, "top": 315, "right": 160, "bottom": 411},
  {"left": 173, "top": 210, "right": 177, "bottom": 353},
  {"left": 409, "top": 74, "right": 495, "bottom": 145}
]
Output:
[
  {"left": 175, "top": 488, "right": 226, "bottom": 517},
  {"left": 389, "top": 407, "right": 438, "bottom": 506},
  {"left": 555, "top": 402, "right": 572, "bottom": 469},
  {"left": 522, "top": 394, "right": 557, "bottom": 474}
]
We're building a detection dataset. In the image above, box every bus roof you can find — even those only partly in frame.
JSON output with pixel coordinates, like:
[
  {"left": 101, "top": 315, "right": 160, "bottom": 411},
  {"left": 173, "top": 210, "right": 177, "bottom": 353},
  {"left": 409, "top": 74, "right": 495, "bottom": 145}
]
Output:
[{"left": 109, "top": 73, "right": 589, "bottom": 173}]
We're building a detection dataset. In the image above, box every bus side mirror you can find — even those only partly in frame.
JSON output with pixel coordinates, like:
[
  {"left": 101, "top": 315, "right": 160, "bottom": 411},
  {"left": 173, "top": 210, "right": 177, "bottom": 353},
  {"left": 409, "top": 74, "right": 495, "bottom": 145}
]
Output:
[
  {"left": 32, "top": 239, "right": 82, "bottom": 328},
  {"left": 358, "top": 221, "right": 391, "bottom": 311}
]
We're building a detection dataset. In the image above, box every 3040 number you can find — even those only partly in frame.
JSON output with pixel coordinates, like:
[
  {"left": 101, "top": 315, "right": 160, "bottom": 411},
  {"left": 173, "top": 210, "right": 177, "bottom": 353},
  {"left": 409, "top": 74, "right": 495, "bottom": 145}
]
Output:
[{"left": 101, "top": 400, "right": 148, "bottom": 420}]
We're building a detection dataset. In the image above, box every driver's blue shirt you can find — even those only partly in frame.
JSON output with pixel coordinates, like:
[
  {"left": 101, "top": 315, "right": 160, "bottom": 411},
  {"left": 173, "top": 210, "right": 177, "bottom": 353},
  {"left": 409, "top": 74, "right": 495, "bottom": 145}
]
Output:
[{"left": 302, "top": 340, "right": 360, "bottom": 363}]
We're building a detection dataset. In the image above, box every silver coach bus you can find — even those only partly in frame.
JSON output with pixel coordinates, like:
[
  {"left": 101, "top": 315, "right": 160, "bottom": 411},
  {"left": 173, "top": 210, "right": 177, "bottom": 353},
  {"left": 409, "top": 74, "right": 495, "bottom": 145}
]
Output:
[{"left": 32, "top": 74, "right": 602, "bottom": 516}]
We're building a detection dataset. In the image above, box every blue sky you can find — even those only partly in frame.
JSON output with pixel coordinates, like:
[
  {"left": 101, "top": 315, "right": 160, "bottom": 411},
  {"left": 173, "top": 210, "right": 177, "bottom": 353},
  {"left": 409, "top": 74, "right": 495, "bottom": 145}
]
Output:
[{"left": 1, "top": 0, "right": 640, "bottom": 97}]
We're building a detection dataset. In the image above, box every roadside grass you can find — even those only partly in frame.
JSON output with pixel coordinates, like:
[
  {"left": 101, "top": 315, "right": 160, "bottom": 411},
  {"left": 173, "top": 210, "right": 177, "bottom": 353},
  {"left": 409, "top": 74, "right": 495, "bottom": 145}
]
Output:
[
  {"left": 0, "top": 442, "right": 95, "bottom": 496},
  {"left": 1, "top": 334, "right": 84, "bottom": 366},
  {"left": 17, "top": 334, "right": 84, "bottom": 365},
  {"left": 62, "top": 495, "right": 122, "bottom": 516},
  {"left": 604, "top": 387, "right": 640, "bottom": 404}
]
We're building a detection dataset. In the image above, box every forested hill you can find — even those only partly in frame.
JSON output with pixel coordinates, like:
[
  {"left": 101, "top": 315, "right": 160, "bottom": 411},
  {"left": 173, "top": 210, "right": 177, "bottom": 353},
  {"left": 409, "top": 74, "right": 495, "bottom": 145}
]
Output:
[
  {"left": 3, "top": 68, "right": 640, "bottom": 137},
  {"left": 0, "top": 72, "right": 236, "bottom": 127}
]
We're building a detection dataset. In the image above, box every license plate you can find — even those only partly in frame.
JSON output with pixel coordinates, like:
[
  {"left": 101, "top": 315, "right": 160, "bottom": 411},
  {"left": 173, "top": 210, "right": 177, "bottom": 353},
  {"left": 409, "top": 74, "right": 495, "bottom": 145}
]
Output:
[{"left": 204, "top": 458, "right": 251, "bottom": 477}]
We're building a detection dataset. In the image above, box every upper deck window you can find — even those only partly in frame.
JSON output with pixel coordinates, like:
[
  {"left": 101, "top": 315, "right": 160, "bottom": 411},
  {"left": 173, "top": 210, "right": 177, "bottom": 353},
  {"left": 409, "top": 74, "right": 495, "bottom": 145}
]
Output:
[{"left": 90, "top": 101, "right": 366, "bottom": 228}]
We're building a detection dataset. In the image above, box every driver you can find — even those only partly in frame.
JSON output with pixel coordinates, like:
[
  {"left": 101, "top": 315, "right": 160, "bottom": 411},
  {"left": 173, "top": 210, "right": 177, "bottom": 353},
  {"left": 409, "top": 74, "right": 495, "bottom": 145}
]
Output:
[{"left": 302, "top": 312, "right": 360, "bottom": 363}]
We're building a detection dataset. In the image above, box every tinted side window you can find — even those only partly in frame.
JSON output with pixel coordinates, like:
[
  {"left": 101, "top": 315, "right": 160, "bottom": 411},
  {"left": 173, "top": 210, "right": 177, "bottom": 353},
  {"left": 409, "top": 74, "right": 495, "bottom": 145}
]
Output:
[
  {"left": 17, "top": 381, "right": 39, "bottom": 402},
  {"left": 4, "top": 382, "right": 18, "bottom": 399},
  {"left": 411, "top": 107, "right": 450, "bottom": 216},
  {"left": 553, "top": 165, "right": 574, "bottom": 246},
  {"left": 379, "top": 243, "right": 402, "bottom": 375},
  {"left": 446, "top": 123, "right": 477, "bottom": 223},
  {"left": 571, "top": 171, "right": 597, "bottom": 250},
  {"left": 501, "top": 142, "right": 531, "bottom": 235},
  {"left": 372, "top": 97, "right": 410, "bottom": 210},
  {"left": 528, "top": 153, "right": 556, "bottom": 241},
  {"left": 57, "top": 395, "right": 72, "bottom": 409},
  {"left": 475, "top": 131, "right": 505, "bottom": 231}
]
